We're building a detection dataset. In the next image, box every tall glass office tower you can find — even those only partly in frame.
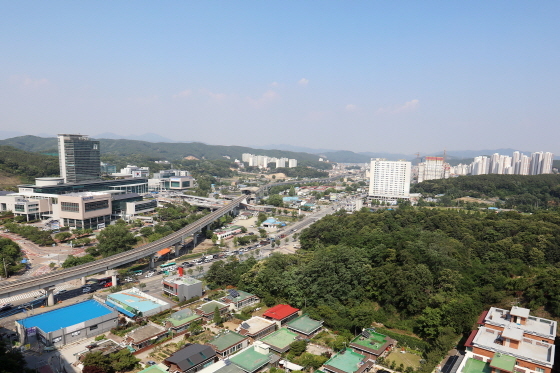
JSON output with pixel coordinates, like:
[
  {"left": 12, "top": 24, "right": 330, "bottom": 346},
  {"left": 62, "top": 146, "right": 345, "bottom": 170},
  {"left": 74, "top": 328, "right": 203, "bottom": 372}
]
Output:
[{"left": 57, "top": 134, "right": 101, "bottom": 183}]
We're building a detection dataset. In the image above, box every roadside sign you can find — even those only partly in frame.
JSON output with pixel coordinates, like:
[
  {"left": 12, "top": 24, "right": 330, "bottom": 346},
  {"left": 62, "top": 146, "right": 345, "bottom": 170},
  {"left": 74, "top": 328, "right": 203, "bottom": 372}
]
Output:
[{"left": 97, "top": 223, "right": 105, "bottom": 229}]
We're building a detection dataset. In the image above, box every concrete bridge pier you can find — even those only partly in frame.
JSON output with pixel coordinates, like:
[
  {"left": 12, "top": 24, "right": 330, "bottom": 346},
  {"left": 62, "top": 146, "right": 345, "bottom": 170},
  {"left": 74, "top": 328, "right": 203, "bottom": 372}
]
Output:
[
  {"left": 44, "top": 286, "right": 56, "bottom": 306},
  {"left": 106, "top": 270, "right": 118, "bottom": 286},
  {"left": 149, "top": 255, "right": 156, "bottom": 269},
  {"left": 81, "top": 276, "right": 86, "bottom": 286},
  {"left": 174, "top": 242, "right": 181, "bottom": 258}
]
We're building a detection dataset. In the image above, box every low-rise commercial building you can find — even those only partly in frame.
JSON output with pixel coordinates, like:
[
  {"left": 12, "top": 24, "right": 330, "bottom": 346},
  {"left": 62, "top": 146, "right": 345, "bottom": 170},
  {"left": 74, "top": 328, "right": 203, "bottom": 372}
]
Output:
[
  {"left": 163, "top": 276, "right": 203, "bottom": 302},
  {"left": 55, "top": 192, "right": 112, "bottom": 229},
  {"left": 106, "top": 287, "right": 171, "bottom": 318}
]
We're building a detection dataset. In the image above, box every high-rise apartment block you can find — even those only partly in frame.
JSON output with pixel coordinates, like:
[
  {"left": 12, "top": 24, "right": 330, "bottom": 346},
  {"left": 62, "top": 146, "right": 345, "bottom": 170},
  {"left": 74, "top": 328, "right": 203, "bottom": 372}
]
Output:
[
  {"left": 417, "top": 157, "right": 450, "bottom": 182},
  {"left": 241, "top": 153, "right": 298, "bottom": 168},
  {"left": 57, "top": 134, "right": 101, "bottom": 183},
  {"left": 450, "top": 151, "right": 554, "bottom": 177},
  {"left": 368, "top": 158, "right": 411, "bottom": 201}
]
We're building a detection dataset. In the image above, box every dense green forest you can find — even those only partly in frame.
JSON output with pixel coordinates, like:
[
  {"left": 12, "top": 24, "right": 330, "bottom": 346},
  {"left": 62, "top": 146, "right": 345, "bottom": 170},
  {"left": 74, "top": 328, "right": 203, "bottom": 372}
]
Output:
[
  {"left": 205, "top": 207, "right": 560, "bottom": 371},
  {"left": 0, "top": 136, "right": 324, "bottom": 166},
  {"left": 0, "top": 145, "right": 59, "bottom": 183},
  {"left": 412, "top": 174, "right": 560, "bottom": 211}
]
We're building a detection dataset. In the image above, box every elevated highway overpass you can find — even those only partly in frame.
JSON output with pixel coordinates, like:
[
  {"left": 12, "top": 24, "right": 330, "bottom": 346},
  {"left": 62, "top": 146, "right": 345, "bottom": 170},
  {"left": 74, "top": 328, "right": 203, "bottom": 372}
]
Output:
[{"left": 0, "top": 175, "right": 349, "bottom": 303}]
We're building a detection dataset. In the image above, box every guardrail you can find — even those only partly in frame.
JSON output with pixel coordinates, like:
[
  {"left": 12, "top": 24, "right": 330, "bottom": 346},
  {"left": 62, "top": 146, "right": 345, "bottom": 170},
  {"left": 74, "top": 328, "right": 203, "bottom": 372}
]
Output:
[{"left": 0, "top": 175, "right": 349, "bottom": 298}]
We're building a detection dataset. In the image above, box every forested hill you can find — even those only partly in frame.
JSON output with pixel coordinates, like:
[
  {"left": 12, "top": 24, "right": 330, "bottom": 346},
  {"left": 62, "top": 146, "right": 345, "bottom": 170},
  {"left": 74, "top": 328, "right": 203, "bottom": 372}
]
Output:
[
  {"left": 0, "top": 135, "right": 323, "bottom": 165},
  {"left": 205, "top": 207, "right": 560, "bottom": 372},
  {"left": 0, "top": 145, "right": 59, "bottom": 186},
  {"left": 412, "top": 174, "right": 560, "bottom": 211}
]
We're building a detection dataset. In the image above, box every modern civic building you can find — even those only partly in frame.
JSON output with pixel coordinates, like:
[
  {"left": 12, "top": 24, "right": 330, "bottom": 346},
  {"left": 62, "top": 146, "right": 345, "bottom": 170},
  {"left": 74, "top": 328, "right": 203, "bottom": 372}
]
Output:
[
  {"left": 15, "top": 299, "right": 118, "bottom": 347},
  {"left": 58, "top": 134, "right": 101, "bottom": 183},
  {"left": 368, "top": 158, "right": 411, "bottom": 203}
]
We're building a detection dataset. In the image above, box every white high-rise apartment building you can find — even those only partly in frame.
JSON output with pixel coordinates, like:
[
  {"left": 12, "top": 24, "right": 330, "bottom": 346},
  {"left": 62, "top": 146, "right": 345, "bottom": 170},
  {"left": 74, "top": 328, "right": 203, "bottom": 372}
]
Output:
[
  {"left": 288, "top": 159, "right": 298, "bottom": 168},
  {"left": 541, "top": 152, "right": 554, "bottom": 174},
  {"left": 368, "top": 158, "right": 411, "bottom": 200}
]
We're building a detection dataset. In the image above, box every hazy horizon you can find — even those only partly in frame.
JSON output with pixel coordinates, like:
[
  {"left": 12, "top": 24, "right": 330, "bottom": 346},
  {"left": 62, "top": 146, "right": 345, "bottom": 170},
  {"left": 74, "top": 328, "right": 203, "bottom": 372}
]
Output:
[{"left": 2, "top": 1, "right": 559, "bottom": 154}]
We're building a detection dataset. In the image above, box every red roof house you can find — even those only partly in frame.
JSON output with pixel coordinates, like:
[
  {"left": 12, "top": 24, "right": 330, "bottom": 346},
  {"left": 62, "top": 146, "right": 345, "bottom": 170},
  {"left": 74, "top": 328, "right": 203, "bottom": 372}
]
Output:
[{"left": 263, "top": 304, "right": 299, "bottom": 325}]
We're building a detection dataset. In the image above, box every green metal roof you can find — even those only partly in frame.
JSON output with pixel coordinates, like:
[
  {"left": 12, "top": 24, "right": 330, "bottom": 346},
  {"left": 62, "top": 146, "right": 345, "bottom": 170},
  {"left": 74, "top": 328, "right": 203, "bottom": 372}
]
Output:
[
  {"left": 167, "top": 312, "right": 201, "bottom": 327},
  {"left": 351, "top": 330, "right": 389, "bottom": 351},
  {"left": 490, "top": 353, "right": 516, "bottom": 373},
  {"left": 260, "top": 328, "right": 298, "bottom": 350},
  {"left": 208, "top": 331, "right": 247, "bottom": 351},
  {"left": 199, "top": 300, "right": 227, "bottom": 314},
  {"left": 229, "top": 346, "right": 272, "bottom": 373},
  {"left": 324, "top": 348, "right": 366, "bottom": 373},
  {"left": 286, "top": 314, "right": 323, "bottom": 334},
  {"left": 463, "top": 358, "right": 492, "bottom": 373}
]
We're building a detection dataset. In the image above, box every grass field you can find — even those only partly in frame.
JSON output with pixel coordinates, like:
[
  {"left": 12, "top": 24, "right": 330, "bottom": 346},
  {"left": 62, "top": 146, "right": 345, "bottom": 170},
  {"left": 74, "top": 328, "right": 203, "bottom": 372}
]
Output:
[{"left": 386, "top": 349, "right": 422, "bottom": 370}]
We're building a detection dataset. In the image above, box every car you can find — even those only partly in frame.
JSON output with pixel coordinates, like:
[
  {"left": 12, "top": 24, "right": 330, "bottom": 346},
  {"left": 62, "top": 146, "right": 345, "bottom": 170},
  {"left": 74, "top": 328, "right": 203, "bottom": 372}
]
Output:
[
  {"left": 124, "top": 277, "right": 134, "bottom": 283},
  {"left": 0, "top": 303, "right": 13, "bottom": 312},
  {"left": 145, "top": 272, "right": 154, "bottom": 278},
  {"left": 146, "top": 361, "right": 157, "bottom": 366},
  {"left": 82, "top": 287, "right": 92, "bottom": 293},
  {"left": 103, "top": 282, "right": 112, "bottom": 288},
  {"left": 54, "top": 289, "right": 67, "bottom": 295}
]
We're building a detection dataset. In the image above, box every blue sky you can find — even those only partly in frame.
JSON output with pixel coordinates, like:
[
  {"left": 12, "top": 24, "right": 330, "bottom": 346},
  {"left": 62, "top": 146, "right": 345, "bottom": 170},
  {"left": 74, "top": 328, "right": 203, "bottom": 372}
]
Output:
[{"left": 1, "top": 1, "right": 559, "bottom": 154}]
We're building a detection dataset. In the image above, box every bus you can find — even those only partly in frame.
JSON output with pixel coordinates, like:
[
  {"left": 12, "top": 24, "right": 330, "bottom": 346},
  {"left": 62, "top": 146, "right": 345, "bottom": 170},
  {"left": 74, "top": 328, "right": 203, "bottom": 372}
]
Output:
[{"left": 160, "top": 262, "right": 176, "bottom": 269}]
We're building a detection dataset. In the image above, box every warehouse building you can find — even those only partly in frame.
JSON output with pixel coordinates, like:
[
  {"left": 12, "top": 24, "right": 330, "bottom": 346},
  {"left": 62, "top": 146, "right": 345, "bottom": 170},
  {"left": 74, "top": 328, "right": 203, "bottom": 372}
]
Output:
[{"left": 15, "top": 299, "right": 118, "bottom": 347}]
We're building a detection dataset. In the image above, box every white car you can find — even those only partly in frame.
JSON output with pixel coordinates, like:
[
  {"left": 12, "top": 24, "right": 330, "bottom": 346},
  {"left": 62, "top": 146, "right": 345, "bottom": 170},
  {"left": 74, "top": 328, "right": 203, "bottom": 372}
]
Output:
[{"left": 145, "top": 272, "right": 155, "bottom": 278}]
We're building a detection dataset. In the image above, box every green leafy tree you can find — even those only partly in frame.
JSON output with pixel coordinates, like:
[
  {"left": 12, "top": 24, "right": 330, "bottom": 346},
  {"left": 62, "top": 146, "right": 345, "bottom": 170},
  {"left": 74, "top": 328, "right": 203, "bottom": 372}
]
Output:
[
  {"left": 82, "top": 351, "right": 113, "bottom": 373},
  {"left": 96, "top": 224, "right": 137, "bottom": 257},
  {"left": 289, "top": 340, "right": 307, "bottom": 356},
  {"left": 109, "top": 349, "right": 140, "bottom": 372},
  {"left": 213, "top": 306, "right": 223, "bottom": 325}
]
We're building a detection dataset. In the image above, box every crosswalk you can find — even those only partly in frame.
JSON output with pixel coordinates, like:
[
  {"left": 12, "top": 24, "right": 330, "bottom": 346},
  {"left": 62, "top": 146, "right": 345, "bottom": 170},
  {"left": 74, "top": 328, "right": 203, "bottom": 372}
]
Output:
[{"left": 0, "top": 283, "right": 74, "bottom": 304}]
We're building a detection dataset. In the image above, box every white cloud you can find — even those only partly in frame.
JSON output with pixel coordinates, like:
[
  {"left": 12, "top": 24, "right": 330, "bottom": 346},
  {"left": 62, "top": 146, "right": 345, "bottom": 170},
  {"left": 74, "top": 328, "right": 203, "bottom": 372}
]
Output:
[
  {"left": 270, "top": 81, "right": 279, "bottom": 87},
  {"left": 345, "top": 104, "right": 357, "bottom": 112},
  {"left": 204, "top": 90, "right": 227, "bottom": 101},
  {"left": 172, "top": 89, "right": 192, "bottom": 99},
  {"left": 298, "top": 78, "right": 309, "bottom": 86},
  {"left": 377, "top": 99, "right": 419, "bottom": 114},
  {"left": 10, "top": 75, "right": 49, "bottom": 89},
  {"left": 248, "top": 90, "right": 279, "bottom": 108}
]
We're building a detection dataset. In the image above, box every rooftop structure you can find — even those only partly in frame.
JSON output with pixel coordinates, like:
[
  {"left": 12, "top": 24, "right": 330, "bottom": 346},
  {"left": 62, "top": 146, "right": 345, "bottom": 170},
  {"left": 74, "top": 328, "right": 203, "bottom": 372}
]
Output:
[
  {"left": 228, "top": 341, "right": 280, "bottom": 373},
  {"left": 163, "top": 275, "right": 203, "bottom": 302},
  {"left": 207, "top": 331, "right": 250, "bottom": 357},
  {"left": 285, "top": 314, "right": 323, "bottom": 337},
  {"left": 164, "top": 343, "right": 217, "bottom": 373},
  {"left": 322, "top": 348, "right": 373, "bottom": 373},
  {"left": 125, "top": 322, "right": 168, "bottom": 349},
  {"left": 459, "top": 306, "right": 556, "bottom": 373},
  {"left": 263, "top": 304, "right": 299, "bottom": 325},
  {"left": 237, "top": 316, "right": 277, "bottom": 339},
  {"left": 349, "top": 329, "right": 395, "bottom": 358},
  {"left": 220, "top": 289, "right": 260, "bottom": 311},
  {"left": 166, "top": 308, "right": 203, "bottom": 331},
  {"left": 196, "top": 300, "right": 229, "bottom": 319},
  {"left": 260, "top": 328, "right": 298, "bottom": 353},
  {"left": 15, "top": 299, "right": 118, "bottom": 347},
  {"left": 197, "top": 359, "right": 245, "bottom": 373},
  {"left": 106, "top": 287, "right": 171, "bottom": 318},
  {"left": 482, "top": 306, "right": 556, "bottom": 341}
]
